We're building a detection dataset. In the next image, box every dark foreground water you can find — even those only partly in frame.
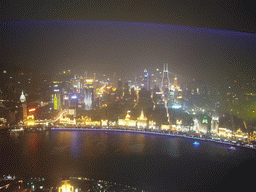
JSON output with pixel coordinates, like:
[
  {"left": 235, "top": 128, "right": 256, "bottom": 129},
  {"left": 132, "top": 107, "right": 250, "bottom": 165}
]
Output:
[{"left": 1, "top": 129, "right": 256, "bottom": 191}]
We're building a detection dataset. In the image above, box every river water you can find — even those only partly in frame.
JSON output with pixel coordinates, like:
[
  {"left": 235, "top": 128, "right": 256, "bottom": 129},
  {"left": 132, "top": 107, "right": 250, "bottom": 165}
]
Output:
[{"left": 1, "top": 129, "right": 255, "bottom": 191}]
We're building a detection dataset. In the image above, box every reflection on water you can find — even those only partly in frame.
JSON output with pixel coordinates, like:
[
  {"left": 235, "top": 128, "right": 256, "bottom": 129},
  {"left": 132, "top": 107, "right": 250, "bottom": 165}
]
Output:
[
  {"left": 1, "top": 130, "right": 256, "bottom": 191},
  {"left": 114, "top": 143, "right": 145, "bottom": 153}
]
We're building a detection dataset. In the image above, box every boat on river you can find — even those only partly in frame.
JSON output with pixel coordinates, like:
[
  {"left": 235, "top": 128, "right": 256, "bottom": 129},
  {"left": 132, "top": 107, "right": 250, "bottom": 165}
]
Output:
[{"left": 228, "top": 146, "right": 236, "bottom": 151}]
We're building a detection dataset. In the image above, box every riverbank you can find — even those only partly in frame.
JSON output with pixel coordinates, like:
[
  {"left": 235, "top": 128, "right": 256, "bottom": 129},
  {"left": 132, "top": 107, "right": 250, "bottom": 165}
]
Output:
[{"left": 51, "top": 127, "right": 256, "bottom": 150}]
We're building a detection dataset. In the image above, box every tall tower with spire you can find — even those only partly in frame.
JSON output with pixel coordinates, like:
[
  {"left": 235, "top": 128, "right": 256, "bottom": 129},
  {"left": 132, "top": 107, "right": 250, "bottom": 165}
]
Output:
[
  {"left": 20, "top": 91, "right": 27, "bottom": 125},
  {"left": 162, "top": 64, "right": 170, "bottom": 92},
  {"left": 162, "top": 64, "right": 171, "bottom": 104}
]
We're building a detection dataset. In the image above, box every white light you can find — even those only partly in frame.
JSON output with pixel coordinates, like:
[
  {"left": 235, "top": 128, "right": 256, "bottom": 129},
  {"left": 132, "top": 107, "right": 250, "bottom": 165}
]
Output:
[
  {"left": 172, "top": 105, "right": 181, "bottom": 109},
  {"left": 63, "top": 95, "right": 69, "bottom": 100}
]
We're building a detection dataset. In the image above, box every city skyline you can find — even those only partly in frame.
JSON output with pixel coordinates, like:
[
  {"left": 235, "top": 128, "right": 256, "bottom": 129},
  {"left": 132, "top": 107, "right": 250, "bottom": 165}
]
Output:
[{"left": 1, "top": 20, "right": 256, "bottom": 85}]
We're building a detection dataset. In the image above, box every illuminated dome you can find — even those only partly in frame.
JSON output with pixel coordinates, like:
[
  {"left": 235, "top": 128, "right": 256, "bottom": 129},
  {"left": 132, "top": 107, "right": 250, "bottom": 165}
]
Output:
[{"left": 20, "top": 91, "right": 26, "bottom": 103}]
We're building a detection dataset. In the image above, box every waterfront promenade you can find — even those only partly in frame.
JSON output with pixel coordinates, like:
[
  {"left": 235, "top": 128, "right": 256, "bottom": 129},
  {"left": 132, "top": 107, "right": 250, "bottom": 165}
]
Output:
[{"left": 51, "top": 127, "right": 256, "bottom": 150}]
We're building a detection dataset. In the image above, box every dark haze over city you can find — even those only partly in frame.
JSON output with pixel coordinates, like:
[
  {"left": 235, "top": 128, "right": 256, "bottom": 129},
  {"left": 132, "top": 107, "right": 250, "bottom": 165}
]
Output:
[{"left": 1, "top": 0, "right": 256, "bottom": 84}]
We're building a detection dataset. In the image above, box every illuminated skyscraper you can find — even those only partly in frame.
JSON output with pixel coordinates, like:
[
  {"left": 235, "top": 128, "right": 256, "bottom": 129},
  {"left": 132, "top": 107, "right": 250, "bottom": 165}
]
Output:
[
  {"left": 162, "top": 64, "right": 170, "bottom": 103},
  {"left": 171, "top": 75, "right": 182, "bottom": 105},
  {"left": 84, "top": 79, "right": 94, "bottom": 110},
  {"left": 54, "top": 94, "right": 58, "bottom": 110},
  {"left": 142, "top": 69, "right": 150, "bottom": 91},
  {"left": 162, "top": 64, "right": 170, "bottom": 92},
  {"left": 52, "top": 81, "right": 62, "bottom": 110},
  {"left": 84, "top": 89, "right": 94, "bottom": 110},
  {"left": 173, "top": 75, "right": 178, "bottom": 88},
  {"left": 153, "top": 86, "right": 163, "bottom": 105}
]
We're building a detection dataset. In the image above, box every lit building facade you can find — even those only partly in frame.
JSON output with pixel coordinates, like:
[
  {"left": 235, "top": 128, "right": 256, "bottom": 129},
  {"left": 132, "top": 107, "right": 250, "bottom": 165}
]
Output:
[
  {"left": 211, "top": 115, "right": 219, "bottom": 133},
  {"left": 27, "top": 115, "right": 35, "bottom": 126},
  {"left": 118, "top": 111, "right": 136, "bottom": 128},
  {"left": 52, "top": 81, "right": 62, "bottom": 110},
  {"left": 137, "top": 110, "right": 148, "bottom": 129},
  {"left": 84, "top": 79, "right": 94, "bottom": 110},
  {"left": 162, "top": 64, "right": 170, "bottom": 93}
]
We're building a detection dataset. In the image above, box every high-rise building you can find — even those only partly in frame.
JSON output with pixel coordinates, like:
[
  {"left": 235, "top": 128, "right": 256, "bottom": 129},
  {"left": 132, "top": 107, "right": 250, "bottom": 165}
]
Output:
[
  {"left": 152, "top": 86, "right": 163, "bottom": 106},
  {"left": 84, "top": 88, "right": 94, "bottom": 110},
  {"left": 117, "top": 79, "right": 122, "bottom": 97},
  {"left": 211, "top": 114, "right": 219, "bottom": 133},
  {"left": 123, "top": 82, "right": 130, "bottom": 99},
  {"left": 106, "top": 78, "right": 110, "bottom": 86},
  {"left": 138, "top": 87, "right": 152, "bottom": 109},
  {"left": 130, "top": 87, "right": 137, "bottom": 102},
  {"left": 52, "top": 81, "right": 62, "bottom": 110},
  {"left": 162, "top": 64, "right": 171, "bottom": 104},
  {"left": 171, "top": 76, "right": 182, "bottom": 106},
  {"left": 142, "top": 69, "right": 150, "bottom": 91},
  {"left": 84, "top": 79, "right": 94, "bottom": 110},
  {"left": 162, "top": 64, "right": 170, "bottom": 93}
]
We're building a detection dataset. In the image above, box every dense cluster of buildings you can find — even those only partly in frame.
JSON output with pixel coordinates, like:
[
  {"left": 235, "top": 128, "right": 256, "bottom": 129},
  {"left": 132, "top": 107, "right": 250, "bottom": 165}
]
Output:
[{"left": 1, "top": 64, "right": 256, "bottom": 141}]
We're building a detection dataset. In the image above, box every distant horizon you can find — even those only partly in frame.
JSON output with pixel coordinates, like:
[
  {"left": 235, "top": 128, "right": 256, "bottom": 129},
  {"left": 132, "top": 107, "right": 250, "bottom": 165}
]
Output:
[{"left": 1, "top": 20, "right": 256, "bottom": 85}]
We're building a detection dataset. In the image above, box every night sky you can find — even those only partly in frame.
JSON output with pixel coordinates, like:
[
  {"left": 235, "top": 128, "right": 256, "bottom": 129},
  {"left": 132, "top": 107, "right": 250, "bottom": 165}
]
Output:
[{"left": 1, "top": 0, "right": 256, "bottom": 83}]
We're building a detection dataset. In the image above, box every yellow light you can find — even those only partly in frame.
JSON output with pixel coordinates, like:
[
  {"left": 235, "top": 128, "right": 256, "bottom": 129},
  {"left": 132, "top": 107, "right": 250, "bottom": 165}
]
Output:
[
  {"left": 59, "top": 180, "right": 73, "bottom": 192},
  {"left": 161, "top": 125, "right": 170, "bottom": 130},
  {"left": 176, "top": 119, "right": 182, "bottom": 125},
  {"left": 128, "top": 120, "right": 136, "bottom": 127},
  {"left": 137, "top": 110, "right": 147, "bottom": 120},
  {"left": 125, "top": 113, "right": 130, "bottom": 120},
  {"left": 101, "top": 120, "right": 108, "bottom": 126},
  {"left": 27, "top": 115, "right": 35, "bottom": 126},
  {"left": 86, "top": 79, "right": 94, "bottom": 84},
  {"left": 27, "top": 115, "right": 34, "bottom": 119}
]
